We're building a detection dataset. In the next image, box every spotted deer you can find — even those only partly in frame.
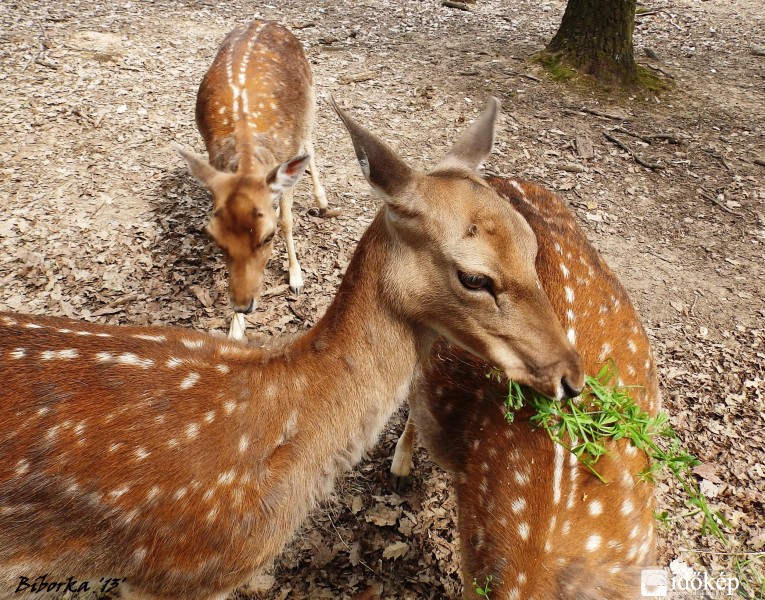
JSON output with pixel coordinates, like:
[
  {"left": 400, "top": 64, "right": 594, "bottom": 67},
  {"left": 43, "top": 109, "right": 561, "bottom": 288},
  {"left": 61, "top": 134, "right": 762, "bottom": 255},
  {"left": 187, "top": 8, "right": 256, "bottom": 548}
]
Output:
[
  {"left": 0, "top": 99, "right": 584, "bottom": 600},
  {"left": 391, "top": 177, "right": 662, "bottom": 599},
  {"left": 176, "top": 20, "right": 329, "bottom": 340}
]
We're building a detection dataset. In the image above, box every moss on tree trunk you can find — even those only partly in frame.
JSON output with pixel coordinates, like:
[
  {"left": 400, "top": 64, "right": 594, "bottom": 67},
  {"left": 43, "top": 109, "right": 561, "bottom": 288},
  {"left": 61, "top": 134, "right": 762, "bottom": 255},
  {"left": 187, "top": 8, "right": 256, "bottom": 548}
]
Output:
[{"left": 546, "top": 0, "right": 639, "bottom": 87}]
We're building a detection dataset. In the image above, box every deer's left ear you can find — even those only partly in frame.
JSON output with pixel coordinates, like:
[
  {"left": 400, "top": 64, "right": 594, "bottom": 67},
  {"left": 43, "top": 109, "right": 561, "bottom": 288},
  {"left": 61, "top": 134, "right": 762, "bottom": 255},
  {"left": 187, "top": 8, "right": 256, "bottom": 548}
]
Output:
[
  {"left": 330, "top": 96, "right": 414, "bottom": 202},
  {"left": 267, "top": 154, "right": 311, "bottom": 196},
  {"left": 434, "top": 97, "right": 500, "bottom": 173}
]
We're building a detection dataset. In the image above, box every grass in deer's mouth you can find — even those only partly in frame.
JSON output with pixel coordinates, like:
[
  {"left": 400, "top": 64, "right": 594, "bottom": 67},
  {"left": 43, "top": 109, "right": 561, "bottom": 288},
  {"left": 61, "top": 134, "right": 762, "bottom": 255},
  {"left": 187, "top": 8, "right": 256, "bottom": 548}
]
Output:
[{"left": 490, "top": 362, "right": 730, "bottom": 542}]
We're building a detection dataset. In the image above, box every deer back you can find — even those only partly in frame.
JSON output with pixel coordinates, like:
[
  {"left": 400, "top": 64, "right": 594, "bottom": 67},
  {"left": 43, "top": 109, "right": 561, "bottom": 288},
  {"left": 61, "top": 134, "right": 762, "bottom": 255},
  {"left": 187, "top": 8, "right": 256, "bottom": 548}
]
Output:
[{"left": 196, "top": 20, "right": 313, "bottom": 172}]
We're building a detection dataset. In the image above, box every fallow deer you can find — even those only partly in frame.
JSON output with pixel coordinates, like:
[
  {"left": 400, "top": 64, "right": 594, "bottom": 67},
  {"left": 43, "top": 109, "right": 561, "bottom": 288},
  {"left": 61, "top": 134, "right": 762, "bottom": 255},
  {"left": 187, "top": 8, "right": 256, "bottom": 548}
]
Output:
[
  {"left": 0, "top": 98, "right": 584, "bottom": 600},
  {"left": 176, "top": 20, "right": 329, "bottom": 340},
  {"left": 391, "top": 177, "right": 661, "bottom": 599}
]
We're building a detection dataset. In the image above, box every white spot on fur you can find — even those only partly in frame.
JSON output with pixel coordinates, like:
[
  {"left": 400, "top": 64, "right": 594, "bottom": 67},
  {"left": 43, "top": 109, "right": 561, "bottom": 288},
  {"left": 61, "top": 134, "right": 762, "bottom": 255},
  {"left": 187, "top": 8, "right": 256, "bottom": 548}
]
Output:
[
  {"left": 588, "top": 499, "right": 603, "bottom": 516},
  {"left": 135, "top": 447, "right": 150, "bottom": 461},
  {"left": 567, "top": 327, "right": 577, "bottom": 344},
  {"left": 180, "top": 372, "right": 200, "bottom": 389},
  {"left": 238, "top": 435, "right": 249, "bottom": 453},
  {"left": 9, "top": 348, "right": 26, "bottom": 359},
  {"left": 224, "top": 401, "right": 236, "bottom": 415},
  {"left": 109, "top": 485, "right": 130, "bottom": 500},
  {"left": 621, "top": 498, "right": 635, "bottom": 515},
  {"left": 597, "top": 342, "right": 612, "bottom": 362},
  {"left": 553, "top": 442, "right": 564, "bottom": 504},
  {"left": 511, "top": 497, "right": 527, "bottom": 514},
  {"left": 133, "top": 334, "right": 166, "bottom": 342},
  {"left": 15, "top": 460, "right": 29, "bottom": 476},
  {"left": 216, "top": 364, "right": 230, "bottom": 374},
  {"left": 204, "top": 411, "right": 216, "bottom": 424},
  {"left": 182, "top": 339, "right": 204, "bottom": 349},
  {"left": 25, "top": 323, "right": 43, "bottom": 329},
  {"left": 41, "top": 349, "right": 79, "bottom": 360},
  {"left": 565, "top": 287, "right": 575, "bottom": 303},
  {"left": 146, "top": 486, "right": 161, "bottom": 502},
  {"left": 217, "top": 470, "right": 236, "bottom": 486},
  {"left": 560, "top": 263, "right": 570, "bottom": 278},
  {"left": 518, "top": 522, "right": 530, "bottom": 540},
  {"left": 96, "top": 352, "right": 113, "bottom": 362},
  {"left": 586, "top": 534, "right": 601, "bottom": 551},
  {"left": 186, "top": 423, "right": 200, "bottom": 439},
  {"left": 118, "top": 353, "right": 154, "bottom": 368}
]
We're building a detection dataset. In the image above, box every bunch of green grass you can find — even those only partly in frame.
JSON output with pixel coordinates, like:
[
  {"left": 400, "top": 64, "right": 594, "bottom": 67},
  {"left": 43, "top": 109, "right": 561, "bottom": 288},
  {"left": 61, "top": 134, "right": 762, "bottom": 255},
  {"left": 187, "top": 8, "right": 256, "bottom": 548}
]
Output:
[{"left": 492, "top": 362, "right": 729, "bottom": 542}]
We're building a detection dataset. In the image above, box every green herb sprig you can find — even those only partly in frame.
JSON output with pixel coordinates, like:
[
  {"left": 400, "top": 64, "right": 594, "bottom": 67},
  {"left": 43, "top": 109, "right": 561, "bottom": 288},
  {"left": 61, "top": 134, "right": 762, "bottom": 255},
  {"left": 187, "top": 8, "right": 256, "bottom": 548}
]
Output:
[{"left": 499, "top": 362, "right": 729, "bottom": 542}]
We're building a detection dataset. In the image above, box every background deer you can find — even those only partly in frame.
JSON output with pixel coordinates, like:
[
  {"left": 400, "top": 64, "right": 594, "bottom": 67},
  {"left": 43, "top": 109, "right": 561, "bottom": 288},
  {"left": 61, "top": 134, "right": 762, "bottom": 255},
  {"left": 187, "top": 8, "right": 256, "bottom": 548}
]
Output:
[
  {"left": 0, "top": 99, "right": 583, "bottom": 600},
  {"left": 176, "top": 20, "right": 330, "bottom": 340},
  {"left": 391, "top": 177, "right": 661, "bottom": 599}
]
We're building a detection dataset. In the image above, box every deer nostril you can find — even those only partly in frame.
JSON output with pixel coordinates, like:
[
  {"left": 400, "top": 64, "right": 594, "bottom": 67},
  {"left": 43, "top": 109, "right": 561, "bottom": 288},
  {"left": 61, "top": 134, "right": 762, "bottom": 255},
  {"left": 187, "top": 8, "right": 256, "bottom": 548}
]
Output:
[
  {"left": 234, "top": 299, "right": 256, "bottom": 315},
  {"left": 560, "top": 376, "right": 583, "bottom": 400}
]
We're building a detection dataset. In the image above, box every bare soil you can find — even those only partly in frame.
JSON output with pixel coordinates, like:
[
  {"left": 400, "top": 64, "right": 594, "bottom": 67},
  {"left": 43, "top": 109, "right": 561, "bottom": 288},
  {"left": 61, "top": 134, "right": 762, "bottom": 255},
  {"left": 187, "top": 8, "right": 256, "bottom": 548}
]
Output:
[{"left": 0, "top": 0, "right": 763, "bottom": 598}]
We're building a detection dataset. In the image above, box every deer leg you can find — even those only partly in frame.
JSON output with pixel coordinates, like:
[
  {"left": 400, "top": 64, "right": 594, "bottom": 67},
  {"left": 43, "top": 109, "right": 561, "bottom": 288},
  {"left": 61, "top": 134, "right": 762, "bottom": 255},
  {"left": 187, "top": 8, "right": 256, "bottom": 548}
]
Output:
[
  {"left": 227, "top": 312, "right": 246, "bottom": 341},
  {"left": 390, "top": 411, "right": 417, "bottom": 491},
  {"left": 279, "top": 188, "right": 304, "bottom": 295},
  {"left": 304, "top": 139, "right": 328, "bottom": 216}
]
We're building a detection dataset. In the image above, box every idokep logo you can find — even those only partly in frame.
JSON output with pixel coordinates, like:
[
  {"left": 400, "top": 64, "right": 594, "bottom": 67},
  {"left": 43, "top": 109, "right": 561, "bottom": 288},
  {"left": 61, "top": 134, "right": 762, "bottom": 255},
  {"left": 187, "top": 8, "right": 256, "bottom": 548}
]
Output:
[
  {"left": 641, "top": 568, "right": 740, "bottom": 597},
  {"left": 641, "top": 569, "right": 668, "bottom": 596}
]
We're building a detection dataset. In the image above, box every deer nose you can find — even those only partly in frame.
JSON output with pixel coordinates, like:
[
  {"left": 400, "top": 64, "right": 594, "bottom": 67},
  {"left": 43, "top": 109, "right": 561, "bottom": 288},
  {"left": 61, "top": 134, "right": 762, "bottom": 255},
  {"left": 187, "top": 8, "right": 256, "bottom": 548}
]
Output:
[
  {"left": 560, "top": 375, "right": 583, "bottom": 400},
  {"left": 233, "top": 298, "right": 256, "bottom": 314}
]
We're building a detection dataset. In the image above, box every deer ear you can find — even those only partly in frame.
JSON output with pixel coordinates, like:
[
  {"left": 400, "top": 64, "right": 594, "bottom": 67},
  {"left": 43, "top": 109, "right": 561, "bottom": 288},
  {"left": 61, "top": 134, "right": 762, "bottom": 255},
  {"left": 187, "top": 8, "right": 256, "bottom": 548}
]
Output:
[
  {"left": 175, "top": 145, "right": 223, "bottom": 188},
  {"left": 330, "top": 96, "right": 413, "bottom": 201},
  {"left": 267, "top": 154, "right": 311, "bottom": 196},
  {"left": 434, "top": 97, "right": 500, "bottom": 173}
]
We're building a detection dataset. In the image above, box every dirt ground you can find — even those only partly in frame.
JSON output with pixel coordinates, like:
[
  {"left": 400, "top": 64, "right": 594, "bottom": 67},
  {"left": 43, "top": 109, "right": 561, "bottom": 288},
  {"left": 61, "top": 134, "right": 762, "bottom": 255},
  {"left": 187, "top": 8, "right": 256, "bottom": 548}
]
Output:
[{"left": 0, "top": 0, "right": 763, "bottom": 598}]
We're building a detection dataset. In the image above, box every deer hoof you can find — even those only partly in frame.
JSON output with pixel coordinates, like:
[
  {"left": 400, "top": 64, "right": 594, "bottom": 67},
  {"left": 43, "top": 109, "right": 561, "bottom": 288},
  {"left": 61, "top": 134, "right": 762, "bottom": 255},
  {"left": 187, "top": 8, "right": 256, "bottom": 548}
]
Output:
[
  {"left": 389, "top": 473, "right": 411, "bottom": 493},
  {"left": 307, "top": 207, "right": 327, "bottom": 217},
  {"left": 289, "top": 284, "right": 303, "bottom": 296}
]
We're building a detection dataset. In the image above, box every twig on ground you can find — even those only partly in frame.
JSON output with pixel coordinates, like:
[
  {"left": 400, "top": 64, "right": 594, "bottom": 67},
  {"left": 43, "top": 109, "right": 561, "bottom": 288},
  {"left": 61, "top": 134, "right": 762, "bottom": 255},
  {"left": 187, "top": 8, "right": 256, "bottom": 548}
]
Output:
[
  {"left": 338, "top": 71, "right": 376, "bottom": 85},
  {"left": 635, "top": 8, "right": 663, "bottom": 17},
  {"left": 754, "top": 158, "right": 765, "bottom": 167},
  {"left": 442, "top": 0, "right": 471, "bottom": 10},
  {"left": 505, "top": 70, "right": 542, "bottom": 82},
  {"left": 703, "top": 148, "right": 732, "bottom": 171},
  {"left": 699, "top": 190, "right": 743, "bottom": 217},
  {"left": 35, "top": 58, "right": 59, "bottom": 70},
  {"left": 603, "top": 133, "right": 665, "bottom": 170},
  {"left": 612, "top": 126, "right": 655, "bottom": 145},
  {"left": 578, "top": 107, "right": 630, "bottom": 121},
  {"left": 649, "top": 133, "right": 683, "bottom": 144}
]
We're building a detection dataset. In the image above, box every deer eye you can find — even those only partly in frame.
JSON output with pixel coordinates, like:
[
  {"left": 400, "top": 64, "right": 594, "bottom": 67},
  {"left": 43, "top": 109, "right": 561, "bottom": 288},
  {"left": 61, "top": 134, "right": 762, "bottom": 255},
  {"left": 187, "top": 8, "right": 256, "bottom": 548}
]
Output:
[
  {"left": 261, "top": 232, "right": 275, "bottom": 246},
  {"left": 458, "top": 271, "right": 492, "bottom": 292}
]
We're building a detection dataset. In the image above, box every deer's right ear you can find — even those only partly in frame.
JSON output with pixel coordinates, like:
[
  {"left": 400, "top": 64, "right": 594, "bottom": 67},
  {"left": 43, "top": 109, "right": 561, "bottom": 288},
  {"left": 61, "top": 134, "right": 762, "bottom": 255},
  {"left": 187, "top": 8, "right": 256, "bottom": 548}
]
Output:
[
  {"left": 174, "top": 145, "right": 222, "bottom": 190},
  {"left": 330, "top": 96, "right": 414, "bottom": 204}
]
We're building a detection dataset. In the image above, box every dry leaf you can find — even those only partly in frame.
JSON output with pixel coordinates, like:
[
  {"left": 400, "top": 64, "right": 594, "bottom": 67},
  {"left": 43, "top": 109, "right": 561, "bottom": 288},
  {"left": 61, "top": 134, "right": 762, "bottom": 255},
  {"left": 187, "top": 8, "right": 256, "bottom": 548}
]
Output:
[{"left": 382, "top": 541, "right": 409, "bottom": 560}]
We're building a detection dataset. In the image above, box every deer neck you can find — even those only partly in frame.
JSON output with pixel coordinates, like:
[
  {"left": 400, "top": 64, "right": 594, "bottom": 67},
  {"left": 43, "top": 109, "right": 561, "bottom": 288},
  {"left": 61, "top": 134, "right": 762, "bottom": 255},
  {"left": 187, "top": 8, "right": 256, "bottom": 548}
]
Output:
[{"left": 235, "top": 211, "right": 429, "bottom": 550}]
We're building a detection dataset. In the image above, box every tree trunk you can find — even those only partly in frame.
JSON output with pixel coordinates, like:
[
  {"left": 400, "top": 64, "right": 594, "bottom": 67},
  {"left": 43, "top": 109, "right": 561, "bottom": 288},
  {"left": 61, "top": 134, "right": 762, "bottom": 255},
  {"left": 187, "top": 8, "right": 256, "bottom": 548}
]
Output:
[{"left": 546, "top": 0, "right": 638, "bottom": 87}]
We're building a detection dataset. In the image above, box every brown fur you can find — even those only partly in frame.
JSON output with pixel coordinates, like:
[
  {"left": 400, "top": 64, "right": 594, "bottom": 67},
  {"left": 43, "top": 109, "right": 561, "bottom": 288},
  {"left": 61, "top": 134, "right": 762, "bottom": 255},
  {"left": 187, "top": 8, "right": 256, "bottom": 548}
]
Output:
[{"left": 397, "top": 177, "right": 660, "bottom": 599}]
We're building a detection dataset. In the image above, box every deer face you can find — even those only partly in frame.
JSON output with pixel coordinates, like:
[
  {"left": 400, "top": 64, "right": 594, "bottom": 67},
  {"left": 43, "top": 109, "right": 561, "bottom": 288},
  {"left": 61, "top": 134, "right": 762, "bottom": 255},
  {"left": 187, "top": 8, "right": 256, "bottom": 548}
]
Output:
[
  {"left": 333, "top": 97, "right": 584, "bottom": 400},
  {"left": 177, "top": 148, "right": 310, "bottom": 313}
]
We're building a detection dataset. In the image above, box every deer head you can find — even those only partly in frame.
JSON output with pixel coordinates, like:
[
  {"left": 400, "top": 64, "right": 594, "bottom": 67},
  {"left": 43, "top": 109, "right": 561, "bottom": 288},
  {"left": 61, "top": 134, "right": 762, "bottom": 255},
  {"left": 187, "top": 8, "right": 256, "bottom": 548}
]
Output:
[
  {"left": 332, "top": 97, "right": 583, "bottom": 400},
  {"left": 177, "top": 147, "right": 310, "bottom": 313}
]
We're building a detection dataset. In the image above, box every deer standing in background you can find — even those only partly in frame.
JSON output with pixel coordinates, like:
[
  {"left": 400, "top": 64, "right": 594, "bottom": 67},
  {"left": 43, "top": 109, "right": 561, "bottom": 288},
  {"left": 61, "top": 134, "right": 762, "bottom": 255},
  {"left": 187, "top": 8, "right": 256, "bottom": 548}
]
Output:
[
  {"left": 0, "top": 99, "right": 584, "bottom": 600},
  {"left": 391, "top": 177, "right": 661, "bottom": 599},
  {"left": 176, "top": 20, "right": 330, "bottom": 340}
]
